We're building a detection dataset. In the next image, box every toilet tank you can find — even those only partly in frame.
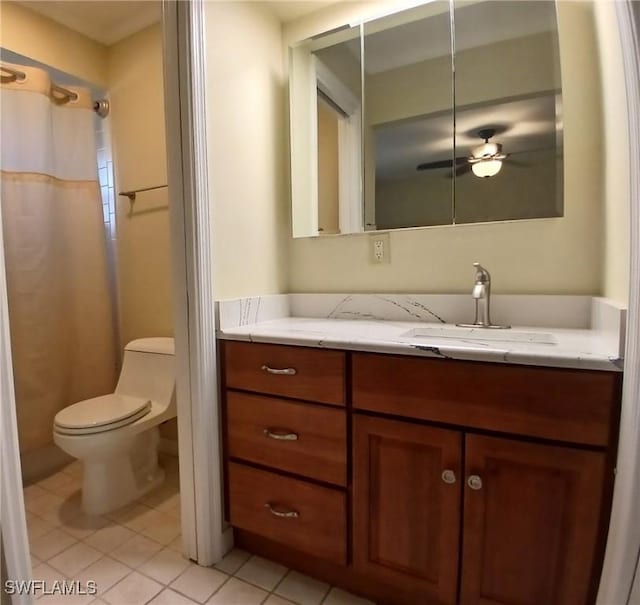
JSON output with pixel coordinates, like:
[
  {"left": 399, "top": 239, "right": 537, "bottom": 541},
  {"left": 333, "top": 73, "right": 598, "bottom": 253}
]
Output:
[{"left": 115, "top": 338, "right": 175, "bottom": 409}]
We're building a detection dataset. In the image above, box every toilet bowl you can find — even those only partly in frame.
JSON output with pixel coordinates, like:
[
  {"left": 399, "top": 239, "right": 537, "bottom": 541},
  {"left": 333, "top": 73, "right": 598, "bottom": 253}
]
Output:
[{"left": 53, "top": 337, "right": 176, "bottom": 516}]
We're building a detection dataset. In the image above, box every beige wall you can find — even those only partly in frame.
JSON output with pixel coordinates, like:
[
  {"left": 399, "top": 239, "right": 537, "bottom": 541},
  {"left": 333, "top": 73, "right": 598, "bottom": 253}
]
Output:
[
  {"left": 108, "top": 24, "right": 173, "bottom": 348},
  {"left": 0, "top": 1, "right": 107, "bottom": 86},
  {"left": 595, "top": 1, "right": 630, "bottom": 305},
  {"left": 283, "top": 1, "right": 628, "bottom": 300},
  {"left": 205, "top": 1, "right": 288, "bottom": 299}
]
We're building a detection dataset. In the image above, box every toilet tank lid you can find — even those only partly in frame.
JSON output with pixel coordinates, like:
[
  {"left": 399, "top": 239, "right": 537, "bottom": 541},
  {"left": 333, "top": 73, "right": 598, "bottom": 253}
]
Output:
[{"left": 125, "top": 337, "right": 175, "bottom": 356}]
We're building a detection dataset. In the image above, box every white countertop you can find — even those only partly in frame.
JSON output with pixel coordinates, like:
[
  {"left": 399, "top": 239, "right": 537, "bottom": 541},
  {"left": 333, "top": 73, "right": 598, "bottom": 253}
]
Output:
[{"left": 218, "top": 316, "right": 623, "bottom": 372}]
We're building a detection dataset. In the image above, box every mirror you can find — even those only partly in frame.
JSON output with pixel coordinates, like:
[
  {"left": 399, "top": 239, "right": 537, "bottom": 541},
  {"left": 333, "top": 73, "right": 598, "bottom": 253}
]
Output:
[
  {"left": 289, "top": 0, "right": 563, "bottom": 237},
  {"left": 289, "top": 26, "right": 362, "bottom": 237},
  {"left": 363, "top": 1, "right": 453, "bottom": 230},
  {"left": 452, "top": 0, "right": 562, "bottom": 224}
]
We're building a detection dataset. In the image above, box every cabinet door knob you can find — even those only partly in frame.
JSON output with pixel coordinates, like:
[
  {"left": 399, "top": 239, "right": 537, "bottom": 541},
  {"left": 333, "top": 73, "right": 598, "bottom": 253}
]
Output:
[
  {"left": 263, "top": 428, "right": 299, "bottom": 441},
  {"left": 467, "top": 475, "right": 483, "bottom": 490},
  {"left": 261, "top": 365, "right": 297, "bottom": 376},
  {"left": 441, "top": 469, "right": 457, "bottom": 484},
  {"left": 264, "top": 502, "right": 299, "bottom": 518}
]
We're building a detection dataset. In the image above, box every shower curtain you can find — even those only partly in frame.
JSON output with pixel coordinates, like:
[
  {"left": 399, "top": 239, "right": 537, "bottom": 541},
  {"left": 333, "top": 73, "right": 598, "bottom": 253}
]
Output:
[{"left": 1, "top": 63, "right": 116, "bottom": 454}]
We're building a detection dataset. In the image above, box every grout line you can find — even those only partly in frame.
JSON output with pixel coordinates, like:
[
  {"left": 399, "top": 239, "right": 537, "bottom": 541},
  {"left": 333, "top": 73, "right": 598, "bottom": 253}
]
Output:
[
  {"left": 318, "top": 583, "right": 332, "bottom": 604},
  {"left": 270, "top": 567, "right": 291, "bottom": 595}
]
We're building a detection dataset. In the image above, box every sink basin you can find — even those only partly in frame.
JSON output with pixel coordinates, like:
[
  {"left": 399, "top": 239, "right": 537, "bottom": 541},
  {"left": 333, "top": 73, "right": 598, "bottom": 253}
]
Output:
[{"left": 402, "top": 326, "right": 557, "bottom": 345}]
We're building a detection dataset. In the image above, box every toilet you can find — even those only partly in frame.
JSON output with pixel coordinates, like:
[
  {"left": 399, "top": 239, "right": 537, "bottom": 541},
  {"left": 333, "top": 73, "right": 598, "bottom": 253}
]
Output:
[{"left": 53, "top": 337, "right": 176, "bottom": 516}]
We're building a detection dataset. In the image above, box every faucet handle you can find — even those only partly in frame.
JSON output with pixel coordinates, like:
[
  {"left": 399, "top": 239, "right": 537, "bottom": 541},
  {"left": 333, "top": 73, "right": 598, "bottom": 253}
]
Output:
[{"left": 473, "top": 262, "right": 491, "bottom": 284}]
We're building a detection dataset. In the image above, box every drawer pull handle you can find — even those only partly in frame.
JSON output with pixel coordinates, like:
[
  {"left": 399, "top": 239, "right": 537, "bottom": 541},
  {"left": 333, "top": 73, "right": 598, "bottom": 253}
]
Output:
[
  {"left": 263, "top": 428, "right": 299, "bottom": 441},
  {"left": 441, "top": 469, "right": 456, "bottom": 484},
  {"left": 261, "top": 365, "right": 297, "bottom": 376},
  {"left": 264, "top": 503, "right": 300, "bottom": 518},
  {"left": 467, "top": 475, "right": 483, "bottom": 490}
]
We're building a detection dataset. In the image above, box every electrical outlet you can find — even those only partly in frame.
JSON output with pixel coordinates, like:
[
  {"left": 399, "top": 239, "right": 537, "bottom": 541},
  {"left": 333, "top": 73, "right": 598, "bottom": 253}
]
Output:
[{"left": 370, "top": 233, "right": 390, "bottom": 264}]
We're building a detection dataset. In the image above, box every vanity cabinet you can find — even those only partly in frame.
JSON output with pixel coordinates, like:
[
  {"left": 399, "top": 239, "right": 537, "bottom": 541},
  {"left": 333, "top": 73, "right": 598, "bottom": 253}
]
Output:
[
  {"left": 221, "top": 341, "right": 620, "bottom": 605},
  {"left": 353, "top": 415, "right": 607, "bottom": 605},
  {"left": 352, "top": 416, "right": 462, "bottom": 605},
  {"left": 460, "top": 435, "right": 605, "bottom": 605}
]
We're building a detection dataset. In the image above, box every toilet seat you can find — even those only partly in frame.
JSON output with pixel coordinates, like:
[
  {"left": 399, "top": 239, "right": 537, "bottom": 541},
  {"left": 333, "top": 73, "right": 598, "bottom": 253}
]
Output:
[{"left": 54, "top": 394, "right": 151, "bottom": 436}]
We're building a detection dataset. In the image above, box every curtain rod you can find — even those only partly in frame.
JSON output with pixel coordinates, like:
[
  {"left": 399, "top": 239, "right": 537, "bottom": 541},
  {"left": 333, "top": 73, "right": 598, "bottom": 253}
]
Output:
[{"left": 1, "top": 64, "right": 109, "bottom": 118}]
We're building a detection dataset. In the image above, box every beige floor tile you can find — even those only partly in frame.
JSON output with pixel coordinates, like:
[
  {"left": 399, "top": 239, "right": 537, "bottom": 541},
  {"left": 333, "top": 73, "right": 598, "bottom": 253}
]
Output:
[
  {"left": 110, "top": 534, "right": 163, "bottom": 568},
  {"left": 264, "top": 596, "right": 296, "bottom": 605},
  {"left": 138, "top": 548, "right": 191, "bottom": 584},
  {"left": 142, "top": 486, "right": 179, "bottom": 510},
  {"left": 170, "top": 564, "right": 228, "bottom": 603},
  {"left": 322, "top": 587, "right": 375, "bottom": 605},
  {"left": 102, "top": 571, "right": 162, "bottom": 605},
  {"left": 84, "top": 525, "right": 136, "bottom": 554},
  {"left": 62, "top": 461, "right": 84, "bottom": 477},
  {"left": 206, "top": 577, "right": 268, "bottom": 604},
  {"left": 48, "top": 476, "right": 82, "bottom": 499},
  {"left": 214, "top": 548, "right": 251, "bottom": 575},
  {"left": 38, "top": 472, "right": 76, "bottom": 492},
  {"left": 75, "top": 557, "right": 131, "bottom": 597},
  {"left": 235, "top": 555, "right": 288, "bottom": 591},
  {"left": 31, "top": 553, "right": 42, "bottom": 568},
  {"left": 153, "top": 493, "right": 180, "bottom": 514},
  {"left": 165, "top": 502, "right": 181, "bottom": 519},
  {"left": 62, "top": 513, "right": 111, "bottom": 540},
  {"left": 27, "top": 515, "right": 56, "bottom": 540},
  {"left": 147, "top": 588, "right": 199, "bottom": 605},
  {"left": 39, "top": 493, "right": 84, "bottom": 526},
  {"left": 48, "top": 542, "right": 103, "bottom": 577},
  {"left": 167, "top": 535, "right": 183, "bottom": 554},
  {"left": 107, "top": 503, "right": 157, "bottom": 532},
  {"left": 139, "top": 512, "right": 180, "bottom": 545},
  {"left": 32, "top": 562, "right": 67, "bottom": 585},
  {"left": 23, "top": 483, "right": 48, "bottom": 504},
  {"left": 25, "top": 492, "right": 64, "bottom": 517},
  {"left": 30, "top": 528, "right": 77, "bottom": 561},
  {"left": 275, "top": 571, "right": 330, "bottom": 605},
  {"left": 38, "top": 587, "right": 96, "bottom": 605}
]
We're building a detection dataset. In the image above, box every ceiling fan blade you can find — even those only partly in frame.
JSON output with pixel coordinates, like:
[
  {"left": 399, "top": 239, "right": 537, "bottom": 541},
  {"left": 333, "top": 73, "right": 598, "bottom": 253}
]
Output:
[
  {"left": 506, "top": 159, "right": 529, "bottom": 167},
  {"left": 417, "top": 156, "right": 468, "bottom": 171},
  {"left": 446, "top": 163, "right": 472, "bottom": 178}
]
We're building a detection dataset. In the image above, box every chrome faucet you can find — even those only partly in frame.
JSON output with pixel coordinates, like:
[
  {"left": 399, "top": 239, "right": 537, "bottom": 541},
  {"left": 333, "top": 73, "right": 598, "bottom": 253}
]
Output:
[{"left": 458, "top": 262, "right": 510, "bottom": 329}]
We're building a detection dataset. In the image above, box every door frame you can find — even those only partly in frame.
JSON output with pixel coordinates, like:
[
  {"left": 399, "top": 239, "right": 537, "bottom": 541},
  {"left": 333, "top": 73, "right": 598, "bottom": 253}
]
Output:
[
  {"left": 162, "top": 0, "right": 232, "bottom": 565},
  {"left": 596, "top": 2, "right": 640, "bottom": 603}
]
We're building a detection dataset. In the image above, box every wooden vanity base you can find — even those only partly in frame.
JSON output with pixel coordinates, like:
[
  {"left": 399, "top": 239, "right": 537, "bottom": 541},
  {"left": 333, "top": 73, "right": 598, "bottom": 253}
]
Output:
[{"left": 221, "top": 341, "right": 621, "bottom": 605}]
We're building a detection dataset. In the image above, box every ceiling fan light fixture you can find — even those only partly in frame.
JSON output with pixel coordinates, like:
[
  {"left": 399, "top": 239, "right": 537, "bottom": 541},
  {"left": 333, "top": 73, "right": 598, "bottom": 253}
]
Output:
[
  {"left": 473, "top": 141, "right": 499, "bottom": 158},
  {"left": 472, "top": 159, "right": 503, "bottom": 178}
]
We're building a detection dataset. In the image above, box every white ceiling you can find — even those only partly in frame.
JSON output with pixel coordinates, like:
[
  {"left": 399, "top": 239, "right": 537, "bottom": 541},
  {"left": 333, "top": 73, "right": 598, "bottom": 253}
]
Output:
[{"left": 18, "top": 1, "right": 161, "bottom": 46}]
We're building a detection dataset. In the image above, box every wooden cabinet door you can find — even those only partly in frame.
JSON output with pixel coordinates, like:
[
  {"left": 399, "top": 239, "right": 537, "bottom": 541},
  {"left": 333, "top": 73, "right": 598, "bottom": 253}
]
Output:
[
  {"left": 353, "top": 415, "right": 462, "bottom": 605},
  {"left": 461, "top": 435, "right": 606, "bottom": 605}
]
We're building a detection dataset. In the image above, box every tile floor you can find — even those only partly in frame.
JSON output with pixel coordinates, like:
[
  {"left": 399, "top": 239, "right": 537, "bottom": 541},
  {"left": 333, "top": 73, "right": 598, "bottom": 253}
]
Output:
[{"left": 23, "top": 455, "right": 375, "bottom": 605}]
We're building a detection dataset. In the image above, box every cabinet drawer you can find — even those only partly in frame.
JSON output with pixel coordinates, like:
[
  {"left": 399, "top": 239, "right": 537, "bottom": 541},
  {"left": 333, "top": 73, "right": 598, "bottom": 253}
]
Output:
[
  {"left": 228, "top": 462, "right": 347, "bottom": 564},
  {"left": 227, "top": 392, "right": 347, "bottom": 486},
  {"left": 224, "top": 342, "right": 345, "bottom": 406},
  {"left": 352, "top": 353, "right": 620, "bottom": 446}
]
